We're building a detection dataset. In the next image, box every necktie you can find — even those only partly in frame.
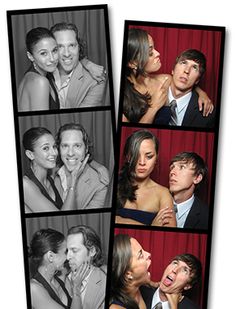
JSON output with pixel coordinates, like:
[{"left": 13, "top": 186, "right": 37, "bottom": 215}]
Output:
[
  {"left": 174, "top": 203, "right": 178, "bottom": 213},
  {"left": 153, "top": 302, "right": 163, "bottom": 309},
  {"left": 169, "top": 99, "right": 177, "bottom": 125}
]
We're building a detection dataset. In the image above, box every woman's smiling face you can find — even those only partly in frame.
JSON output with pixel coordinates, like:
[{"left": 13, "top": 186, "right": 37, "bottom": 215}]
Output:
[{"left": 30, "top": 37, "right": 58, "bottom": 73}]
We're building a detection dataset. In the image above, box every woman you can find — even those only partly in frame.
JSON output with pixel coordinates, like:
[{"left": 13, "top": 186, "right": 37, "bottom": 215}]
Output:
[
  {"left": 110, "top": 234, "right": 179, "bottom": 309},
  {"left": 29, "top": 228, "right": 86, "bottom": 309},
  {"left": 22, "top": 127, "right": 85, "bottom": 213},
  {"left": 116, "top": 129, "right": 176, "bottom": 227},
  {"left": 17, "top": 27, "right": 60, "bottom": 111},
  {"left": 123, "top": 28, "right": 213, "bottom": 124}
]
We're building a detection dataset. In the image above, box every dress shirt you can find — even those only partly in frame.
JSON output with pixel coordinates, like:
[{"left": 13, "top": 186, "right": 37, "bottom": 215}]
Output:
[
  {"left": 175, "top": 194, "right": 195, "bottom": 228},
  {"left": 53, "top": 68, "right": 73, "bottom": 108},
  {"left": 151, "top": 288, "right": 170, "bottom": 309},
  {"left": 168, "top": 88, "right": 192, "bottom": 125}
]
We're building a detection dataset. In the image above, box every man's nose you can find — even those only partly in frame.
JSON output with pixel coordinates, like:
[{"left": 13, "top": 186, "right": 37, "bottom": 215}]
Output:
[
  {"left": 170, "top": 166, "right": 177, "bottom": 176},
  {"left": 63, "top": 46, "right": 70, "bottom": 57},
  {"left": 184, "top": 65, "right": 190, "bottom": 74},
  {"left": 68, "top": 146, "right": 74, "bottom": 156}
]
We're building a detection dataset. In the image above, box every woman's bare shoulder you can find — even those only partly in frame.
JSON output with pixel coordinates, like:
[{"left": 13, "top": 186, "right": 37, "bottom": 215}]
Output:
[
  {"left": 151, "top": 180, "right": 170, "bottom": 194},
  {"left": 25, "top": 72, "right": 49, "bottom": 88}
]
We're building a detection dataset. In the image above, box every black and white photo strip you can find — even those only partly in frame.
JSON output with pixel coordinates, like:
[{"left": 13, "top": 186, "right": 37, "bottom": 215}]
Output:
[{"left": 7, "top": 4, "right": 116, "bottom": 309}]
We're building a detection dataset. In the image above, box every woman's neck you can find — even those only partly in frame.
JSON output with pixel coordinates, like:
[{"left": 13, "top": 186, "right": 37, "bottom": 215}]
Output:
[
  {"left": 134, "top": 176, "right": 151, "bottom": 188},
  {"left": 32, "top": 62, "right": 46, "bottom": 76},
  {"left": 31, "top": 163, "right": 48, "bottom": 184},
  {"left": 38, "top": 265, "right": 55, "bottom": 283}
]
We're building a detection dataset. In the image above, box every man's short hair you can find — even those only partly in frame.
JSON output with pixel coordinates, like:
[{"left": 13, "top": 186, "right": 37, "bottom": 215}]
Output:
[
  {"left": 173, "top": 253, "right": 202, "bottom": 287},
  {"left": 50, "top": 22, "right": 86, "bottom": 60},
  {"left": 174, "top": 49, "right": 206, "bottom": 78},
  {"left": 67, "top": 225, "right": 104, "bottom": 267},
  {"left": 170, "top": 151, "right": 208, "bottom": 184}
]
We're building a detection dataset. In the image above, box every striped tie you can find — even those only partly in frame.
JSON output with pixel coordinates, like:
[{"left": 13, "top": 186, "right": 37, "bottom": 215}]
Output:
[{"left": 169, "top": 99, "right": 177, "bottom": 125}]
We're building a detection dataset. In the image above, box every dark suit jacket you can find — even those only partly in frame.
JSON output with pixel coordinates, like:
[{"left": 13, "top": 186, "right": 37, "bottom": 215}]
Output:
[
  {"left": 181, "top": 90, "right": 215, "bottom": 128},
  {"left": 66, "top": 62, "right": 106, "bottom": 108},
  {"left": 184, "top": 196, "right": 209, "bottom": 230},
  {"left": 140, "top": 286, "right": 200, "bottom": 309}
]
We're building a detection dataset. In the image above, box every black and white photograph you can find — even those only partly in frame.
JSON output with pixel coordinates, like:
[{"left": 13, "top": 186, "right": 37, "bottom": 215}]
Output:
[
  {"left": 25, "top": 212, "right": 111, "bottom": 309},
  {"left": 18, "top": 110, "right": 114, "bottom": 213},
  {"left": 7, "top": 5, "right": 113, "bottom": 112}
]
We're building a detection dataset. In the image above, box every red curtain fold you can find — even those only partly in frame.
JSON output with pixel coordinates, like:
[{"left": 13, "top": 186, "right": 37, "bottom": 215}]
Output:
[
  {"left": 119, "top": 127, "right": 214, "bottom": 205},
  {"left": 130, "top": 25, "right": 223, "bottom": 106},
  {"left": 115, "top": 228, "right": 207, "bottom": 307}
]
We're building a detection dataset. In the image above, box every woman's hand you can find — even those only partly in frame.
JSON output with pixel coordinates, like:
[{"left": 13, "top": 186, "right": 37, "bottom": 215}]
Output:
[
  {"left": 71, "top": 261, "right": 91, "bottom": 294},
  {"left": 68, "top": 154, "right": 90, "bottom": 188},
  {"left": 196, "top": 87, "right": 214, "bottom": 116},
  {"left": 166, "top": 292, "right": 183, "bottom": 309},
  {"left": 152, "top": 207, "right": 174, "bottom": 226},
  {"left": 150, "top": 77, "right": 169, "bottom": 110}
]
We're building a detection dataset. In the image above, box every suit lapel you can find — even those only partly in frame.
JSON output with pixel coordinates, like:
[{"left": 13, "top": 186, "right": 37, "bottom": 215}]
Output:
[
  {"left": 184, "top": 197, "right": 200, "bottom": 228},
  {"left": 66, "top": 63, "right": 83, "bottom": 108},
  {"left": 182, "top": 91, "right": 199, "bottom": 126}
]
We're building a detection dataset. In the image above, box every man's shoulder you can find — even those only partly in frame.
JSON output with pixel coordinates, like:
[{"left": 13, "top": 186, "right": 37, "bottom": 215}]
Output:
[
  {"left": 180, "top": 296, "right": 200, "bottom": 309},
  {"left": 87, "top": 160, "right": 109, "bottom": 185},
  {"left": 193, "top": 196, "right": 209, "bottom": 214}
]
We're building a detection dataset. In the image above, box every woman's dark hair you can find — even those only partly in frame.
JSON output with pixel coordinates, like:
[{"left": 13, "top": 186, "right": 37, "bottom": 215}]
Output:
[
  {"left": 124, "top": 28, "right": 152, "bottom": 122},
  {"left": 22, "top": 127, "right": 53, "bottom": 151},
  {"left": 67, "top": 225, "right": 104, "bottom": 267},
  {"left": 26, "top": 27, "right": 56, "bottom": 54},
  {"left": 117, "top": 130, "right": 159, "bottom": 208},
  {"left": 50, "top": 22, "right": 87, "bottom": 60},
  {"left": 55, "top": 123, "right": 93, "bottom": 167},
  {"left": 110, "top": 234, "right": 139, "bottom": 309},
  {"left": 28, "top": 228, "right": 65, "bottom": 278}
]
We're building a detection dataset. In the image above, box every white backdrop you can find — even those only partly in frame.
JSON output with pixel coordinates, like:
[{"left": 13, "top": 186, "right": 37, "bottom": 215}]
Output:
[{"left": 0, "top": 0, "right": 235, "bottom": 308}]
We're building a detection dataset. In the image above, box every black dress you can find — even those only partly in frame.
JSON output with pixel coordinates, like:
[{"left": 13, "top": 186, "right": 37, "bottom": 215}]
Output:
[
  {"left": 25, "top": 65, "right": 60, "bottom": 110},
  {"left": 33, "top": 272, "right": 72, "bottom": 309},
  {"left": 25, "top": 168, "right": 63, "bottom": 210}
]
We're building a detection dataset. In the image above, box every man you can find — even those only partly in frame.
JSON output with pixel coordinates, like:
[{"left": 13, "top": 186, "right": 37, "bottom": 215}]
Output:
[
  {"left": 55, "top": 123, "right": 109, "bottom": 209},
  {"left": 50, "top": 22, "right": 106, "bottom": 108},
  {"left": 169, "top": 152, "right": 209, "bottom": 230},
  {"left": 142, "top": 254, "right": 202, "bottom": 309},
  {"left": 168, "top": 49, "right": 215, "bottom": 128},
  {"left": 66, "top": 225, "right": 107, "bottom": 309}
]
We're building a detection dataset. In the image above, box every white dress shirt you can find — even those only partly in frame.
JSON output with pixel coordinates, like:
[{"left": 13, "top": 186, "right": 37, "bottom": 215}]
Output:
[
  {"left": 151, "top": 288, "right": 170, "bottom": 309},
  {"left": 175, "top": 194, "right": 195, "bottom": 228}
]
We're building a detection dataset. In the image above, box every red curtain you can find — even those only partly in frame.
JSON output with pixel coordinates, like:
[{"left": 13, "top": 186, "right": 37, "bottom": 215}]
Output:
[
  {"left": 114, "top": 228, "right": 208, "bottom": 308},
  {"left": 119, "top": 127, "right": 214, "bottom": 205},
  {"left": 130, "top": 24, "right": 223, "bottom": 106}
]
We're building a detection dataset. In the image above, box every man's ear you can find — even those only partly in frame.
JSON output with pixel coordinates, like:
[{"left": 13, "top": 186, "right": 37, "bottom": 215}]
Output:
[
  {"left": 193, "top": 173, "right": 203, "bottom": 185},
  {"left": 25, "top": 150, "right": 34, "bottom": 161},
  {"left": 89, "top": 246, "right": 96, "bottom": 258},
  {"left": 183, "top": 283, "right": 192, "bottom": 291},
  {"left": 27, "top": 51, "right": 34, "bottom": 62}
]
